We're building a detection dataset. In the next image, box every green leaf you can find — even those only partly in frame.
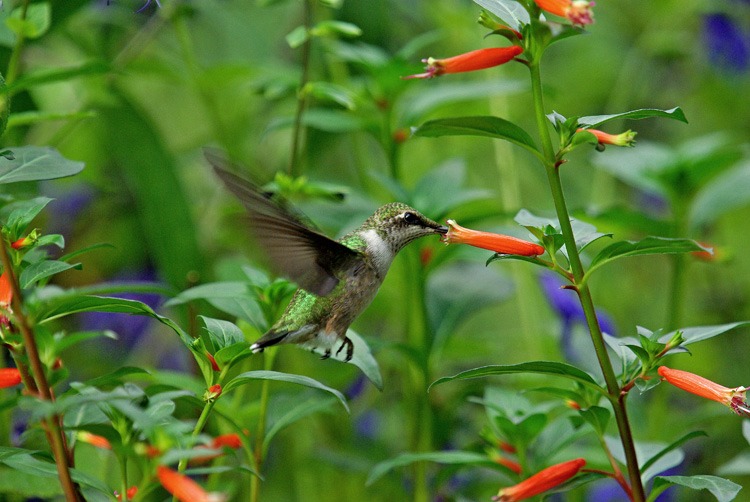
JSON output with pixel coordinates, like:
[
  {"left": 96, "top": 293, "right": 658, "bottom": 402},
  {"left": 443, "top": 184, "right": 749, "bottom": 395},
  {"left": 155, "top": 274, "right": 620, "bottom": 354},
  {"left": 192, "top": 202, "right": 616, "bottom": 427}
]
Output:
[
  {"left": 305, "top": 329, "right": 383, "bottom": 390},
  {"left": 641, "top": 431, "right": 707, "bottom": 474},
  {"left": 651, "top": 475, "right": 741, "bottom": 502},
  {"left": 265, "top": 108, "right": 368, "bottom": 134},
  {"left": 588, "top": 237, "right": 707, "bottom": 277},
  {"left": 52, "top": 330, "right": 118, "bottom": 355},
  {"left": 577, "top": 107, "right": 688, "bottom": 128},
  {"left": 0, "top": 447, "right": 111, "bottom": 495},
  {"left": 310, "top": 20, "right": 362, "bottom": 38},
  {"left": 690, "top": 161, "right": 750, "bottom": 229},
  {"left": 301, "top": 82, "right": 357, "bottom": 110},
  {"left": 7, "top": 61, "right": 109, "bottom": 95},
  {"left": 0, "top": 146, "right": 83, "bottom": 184},
  {"left": 165, "top": 282, "right": 265, "bottom": 330},
  {"left": 579, "top": 406, "right": 610, "bottom": 435},
  {"left": 285, "top": 25, "right": 309, "bottom": 48},
  {"left": 32, "top": 295, "right": 190, "bottom": 345},
  {"left": 19, "top": 260, "right": 81, "bottom": 288},
  {"left": 472, "top": 0, "right": 530, "bottom": 30},
  {"left": 662, "top": 322, "right": 750, "bottom": 346},
  {"left": 430, "top": 361, "right": 603, "bottom": 392},
  {"left": 6, "top": 2, "right": 50, "bottom": 39},
  {"left": 413, "top": 116, "right": 541, "bottom": 159},
  {"left": 2, "top": 197, "right": 52, "bottom": 237},
  {"left": 367, "top": 450, "right": 495, "bottom": 486},
  {"left": 223, "top": 370, "right": 349, "bottom": 413},
  {"left": 199, "top": 316, "right": 245, "bottom": 350},
  {"left": 411, "top": 158, "right": 494, "bottom": 219}
]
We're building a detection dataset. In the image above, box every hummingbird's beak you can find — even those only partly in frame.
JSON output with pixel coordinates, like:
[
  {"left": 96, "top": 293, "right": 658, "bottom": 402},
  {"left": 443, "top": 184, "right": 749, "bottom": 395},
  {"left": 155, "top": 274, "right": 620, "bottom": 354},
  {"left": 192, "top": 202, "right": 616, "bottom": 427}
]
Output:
[{"left": 436, "top": 224, "right": 449, "bottom": 235}]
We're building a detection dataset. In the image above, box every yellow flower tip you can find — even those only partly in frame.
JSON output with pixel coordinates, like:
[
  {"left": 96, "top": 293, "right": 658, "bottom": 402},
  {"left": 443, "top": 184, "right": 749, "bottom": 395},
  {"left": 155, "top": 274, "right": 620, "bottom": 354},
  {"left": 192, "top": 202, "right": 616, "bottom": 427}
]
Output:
[
  {"left": 442, "top": 219, "right": 545, "bottom": 257},
  {"left": 494, "top": 458, "right": 586, "bottom": 501},
  {"left": 577, "top": 128, "right": 636, "bottom": 147}
]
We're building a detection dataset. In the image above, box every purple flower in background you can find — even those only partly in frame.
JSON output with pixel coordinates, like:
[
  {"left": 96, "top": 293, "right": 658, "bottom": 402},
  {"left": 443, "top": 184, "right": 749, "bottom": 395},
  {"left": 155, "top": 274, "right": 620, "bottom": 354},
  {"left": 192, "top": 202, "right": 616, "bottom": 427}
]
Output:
[
  {"left": 80, "top": 267, "right": 163, "bottom": 353},
  {"left": 540, "top": 272, "right": 616, "bottom": 362},
  {"left": 703, "top": 13, "right": 750, "bottom": 72},
  {"left": 44, "top": 183, "right": 96, "bottom": 240}
]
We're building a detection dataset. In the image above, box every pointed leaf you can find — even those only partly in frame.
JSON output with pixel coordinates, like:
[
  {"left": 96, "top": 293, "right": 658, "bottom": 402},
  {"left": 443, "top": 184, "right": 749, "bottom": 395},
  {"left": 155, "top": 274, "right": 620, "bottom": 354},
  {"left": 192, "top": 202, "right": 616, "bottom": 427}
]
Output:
[
  {"left": 6, "top": 3, "right": 50, "bottom": 39},
  {"left": 306, "top": 329, "right": 383, "bottom": 390},
  {"left": 19, "top": 260, "right": 81, "bottom": 288},
  {"left": 223, "top": 370, "right": 349, "bottom": 413},
  {"left": 0, "top": 146, "right": 83, "bottom": 184},
  {"left": 199, "top": 316, "right": 245, "bottom": 350},
  {"left": 2, "top": 197, "right": 52, "bottom": 237},
  {"left": 579, "top": 406, "right": 611, "bottom": 435},
  {"left": 661, "top": 322, "right": 750, "bottom": 346},
  {"left": 577, "top": 107, "right": 688, "bottom": 128},
  {"left": 301, "top": 82, "right": 357, "bottom": 110},
  {"left": 690, "top": 161, "right": 750, "bottom": 229},
  {"left": 588, "top": 237, "right": 707, "bottom": 276},
  {"left": 641, "top": 431, "right": 707, "bottom": 474},
  {"left": 651, "top": 475, "right": 741, "bottom": 502},
  {"left": 430, "top": 361, "right": 603, "bottom": 393},
  {"left": 367, "top": 450, "right": 495, "bottom": 486},
  {"left": 413, "top": 116, "right": 541, "bottom": 158},
  {"left": 165, "top": 282, "right": 265, "bottom": 330},
  {"left": 472, "top": 0, "right": 530, "bottom": 30}
]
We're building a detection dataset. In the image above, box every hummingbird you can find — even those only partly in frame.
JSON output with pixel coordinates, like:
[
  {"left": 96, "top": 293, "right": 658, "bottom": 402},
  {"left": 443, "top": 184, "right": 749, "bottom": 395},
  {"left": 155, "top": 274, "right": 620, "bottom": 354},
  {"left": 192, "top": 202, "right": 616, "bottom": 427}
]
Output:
[{"left": 205, "top": 149, "right": 448, "bottom": 361}]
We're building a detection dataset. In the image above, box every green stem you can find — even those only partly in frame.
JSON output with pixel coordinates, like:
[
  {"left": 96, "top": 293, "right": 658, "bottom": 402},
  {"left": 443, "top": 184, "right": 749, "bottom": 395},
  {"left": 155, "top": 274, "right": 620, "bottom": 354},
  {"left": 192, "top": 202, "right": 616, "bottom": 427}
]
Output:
[
  {"left": 0, "top": 243, "right": 82, "bottom": 501},
  {"left": 5, "top": 0, "right": 29, "bottom": 86},
  {"left": 250, "top": 349, "right": 276, "bottom": 502},
  {"left": 288, "top": 0, "right": 314, "bottom": 176},
  {"left": 529, "top": 61, "right": 645, "bottom": 502}
]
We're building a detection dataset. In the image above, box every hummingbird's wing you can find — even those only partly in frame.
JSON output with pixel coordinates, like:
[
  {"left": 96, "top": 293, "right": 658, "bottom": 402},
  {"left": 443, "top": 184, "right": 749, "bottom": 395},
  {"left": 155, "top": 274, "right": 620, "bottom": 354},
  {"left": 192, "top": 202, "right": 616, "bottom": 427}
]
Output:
[{"left": 205, "top": 148, "right": 362, "bottom": 297}]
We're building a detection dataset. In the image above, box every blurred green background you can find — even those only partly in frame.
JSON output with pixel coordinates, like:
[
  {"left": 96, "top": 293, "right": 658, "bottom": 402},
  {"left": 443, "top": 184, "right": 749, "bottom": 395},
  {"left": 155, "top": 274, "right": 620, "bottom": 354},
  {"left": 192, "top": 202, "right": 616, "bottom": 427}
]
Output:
[{"left": 3, "top": 0, "right": 750, "bottom": 499}]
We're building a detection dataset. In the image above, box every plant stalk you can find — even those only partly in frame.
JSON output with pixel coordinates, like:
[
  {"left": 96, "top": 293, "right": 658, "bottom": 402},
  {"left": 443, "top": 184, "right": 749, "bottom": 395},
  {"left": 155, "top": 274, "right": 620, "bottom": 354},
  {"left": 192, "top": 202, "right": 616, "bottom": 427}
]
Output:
[
  {"left": 288, "top": 0, "right": 314, "bottom": 176},
  {"left": 0, "top": 243, "right": 82, "bottom": 501},
  {"left": 528, "top": 61, "right": 645, "bottom": 501}
]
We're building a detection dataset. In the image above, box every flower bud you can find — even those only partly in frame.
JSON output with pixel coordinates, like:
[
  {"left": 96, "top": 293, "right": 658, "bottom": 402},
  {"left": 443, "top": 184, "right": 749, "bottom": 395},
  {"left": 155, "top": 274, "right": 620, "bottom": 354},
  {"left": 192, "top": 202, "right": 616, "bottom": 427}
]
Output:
[
  {"left": 0, "top": 367, "right": 21, "bottom": 388},
  {"left": 494, "top": 458, "right": 586, "bottom": 501},
  {"left": 576, "top": 128, "right": 636, "bottom": 147},
  {"left": 658, "top": 366, "right": 750, "bottom": 418}
]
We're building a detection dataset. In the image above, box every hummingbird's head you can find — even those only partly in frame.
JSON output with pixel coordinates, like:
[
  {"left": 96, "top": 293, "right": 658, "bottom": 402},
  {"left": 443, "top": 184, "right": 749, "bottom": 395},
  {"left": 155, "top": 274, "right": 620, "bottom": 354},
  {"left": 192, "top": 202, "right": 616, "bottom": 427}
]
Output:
[{"left": 366, "top": 203, "right": 448, "bottom": 253}]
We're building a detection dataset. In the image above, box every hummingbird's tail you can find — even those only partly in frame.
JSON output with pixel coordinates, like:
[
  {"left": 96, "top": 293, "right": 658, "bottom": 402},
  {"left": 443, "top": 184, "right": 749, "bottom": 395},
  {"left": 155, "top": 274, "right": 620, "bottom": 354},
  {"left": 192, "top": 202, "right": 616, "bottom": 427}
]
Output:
[{"left": 250, "top": 329, "right": 289, "bottom": 353}]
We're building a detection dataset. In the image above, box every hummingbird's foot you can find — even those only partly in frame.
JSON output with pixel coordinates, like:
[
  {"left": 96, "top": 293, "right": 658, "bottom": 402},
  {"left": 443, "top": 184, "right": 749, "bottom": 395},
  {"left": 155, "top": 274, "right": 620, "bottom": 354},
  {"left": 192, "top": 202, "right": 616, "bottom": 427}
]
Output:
[
  {"left": 320, "top": 349, "right": 331, "bottom": 360},
  {"left": 335, "top": 336, "right": 354, "bottom": 362}
]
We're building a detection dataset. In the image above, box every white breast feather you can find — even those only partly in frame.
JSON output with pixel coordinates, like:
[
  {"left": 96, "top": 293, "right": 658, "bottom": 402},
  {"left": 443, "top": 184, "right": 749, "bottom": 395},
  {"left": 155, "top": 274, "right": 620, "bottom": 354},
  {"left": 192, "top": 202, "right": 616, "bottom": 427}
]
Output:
[{"left": 360, "top": 228, "right": 394, "bottom": 278}]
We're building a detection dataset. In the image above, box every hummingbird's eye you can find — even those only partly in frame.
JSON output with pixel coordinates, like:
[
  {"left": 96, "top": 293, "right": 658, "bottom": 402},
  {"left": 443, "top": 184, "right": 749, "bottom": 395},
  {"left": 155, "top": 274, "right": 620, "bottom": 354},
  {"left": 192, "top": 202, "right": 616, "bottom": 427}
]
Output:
[{"left": 403, "top": 212, "right": 420, "bottom": 225}]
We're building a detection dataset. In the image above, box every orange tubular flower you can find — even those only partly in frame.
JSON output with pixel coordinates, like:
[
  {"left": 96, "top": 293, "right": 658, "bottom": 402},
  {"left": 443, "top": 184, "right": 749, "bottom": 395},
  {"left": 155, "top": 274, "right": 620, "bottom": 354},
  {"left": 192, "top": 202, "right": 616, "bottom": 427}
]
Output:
[
  {"left": 577, "top": 128, "right": 636, "bottom": 147},
  {"left": 157, "top": 466, "right": 226, "bottom": 502},
  {"left": 115, "top": 486, "right": 138, "bottom": 501},
  {"left": 78, "top": 431, "right": 112, "bottom": 449},
  {"left": 404, "top": 46, "right": 523, "bottom": 79},
  {"left": 206, "top": 352, "right": 220, "bottom": 372},
  {"left": 442, "top": 220, "right": 545, "bottom": 257},
  {"left": 0, "top": 368, "right": 22, "bottom": 388},
  {"left": 493, "top": 458, "right": 586, "bottom": 501},
  {"left": 534, "top": 0, "right": 594, "bottom": 26},
  {"left": 0, "top": 272, "right": 12, "bottom": 308},
  {"left": 658, "top": 366, "right": 750, "bottom": 417},
  {"left": 494, "top": 455, "right": 523, "bottom": 474}
]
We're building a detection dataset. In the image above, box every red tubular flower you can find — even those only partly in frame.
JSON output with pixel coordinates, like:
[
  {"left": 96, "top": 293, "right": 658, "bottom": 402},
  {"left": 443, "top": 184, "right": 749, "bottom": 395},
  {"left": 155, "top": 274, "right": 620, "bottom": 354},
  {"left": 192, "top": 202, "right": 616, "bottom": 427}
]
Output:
[
  {"left": 534, "top": 0, "right": 594, "bottom": 26},
  {"left": 157, "top": 466, "right": 226, "bottom": 502},
  {"left": 115, "top": 486, "right": 138, "bottom": 501},
  {"left": 691, "top": 242, "right": 717, "bottom": 261},
  {"left": 493, "top": 458, "right": 586, "bottom": 501},
  {"left": 493, "top": 454, "right": 523, "bottom": 474},
  {"left": 0, "top": 272, "right": 12, "bottom": 308},
  {"left": 0, "top": 368, "right": 22, "bottom": 388},
  {"left": 442, "top": 220, "right": 545, "bottom": 256},
  {"left": 658, "top": 366, "right": 750, "bottom": 417},
  {"left": 576, "top": 128, "right": 636, "bottom": 147},
  {"left": 78, "top": 431, "right": 112, "bottom": 449},
  {"left": 206, "top": 352, "right": 220, "bottom": 371},
  {"left": 212, "top": 433, "right": 243, "bottom": 449},
  {"left": 403, "top": 46, "right": 523, "bottom": 79}
]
